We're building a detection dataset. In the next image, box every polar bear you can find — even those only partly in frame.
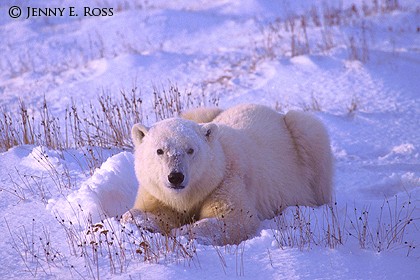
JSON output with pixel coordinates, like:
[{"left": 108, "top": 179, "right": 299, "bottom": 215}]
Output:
[{"left": 123, "top": 104, "right": 333, "bottom": 245}]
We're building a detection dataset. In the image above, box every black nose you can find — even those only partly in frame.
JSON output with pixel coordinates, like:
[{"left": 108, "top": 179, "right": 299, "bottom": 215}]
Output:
[{"left": 168, "top": 172, "right": 184, "bottom": 186}]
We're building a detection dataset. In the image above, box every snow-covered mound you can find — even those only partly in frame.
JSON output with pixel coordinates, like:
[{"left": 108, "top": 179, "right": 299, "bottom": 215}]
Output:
[{"left": 47, "top": 152, "right": 137, "bottom": 224}]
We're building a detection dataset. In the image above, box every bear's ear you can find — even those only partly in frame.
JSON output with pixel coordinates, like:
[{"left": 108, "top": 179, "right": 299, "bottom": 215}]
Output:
[
  {"left": 201, "top": 123, "right": 219, "bottom": 142},
  {"left": 131, "top": 123, "right": 149, "bottom": 146}
]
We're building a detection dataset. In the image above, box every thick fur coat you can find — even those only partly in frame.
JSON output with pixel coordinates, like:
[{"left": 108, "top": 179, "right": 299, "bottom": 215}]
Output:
[{"left": 123, "top": 104, "right": 333, "bottom": 245}]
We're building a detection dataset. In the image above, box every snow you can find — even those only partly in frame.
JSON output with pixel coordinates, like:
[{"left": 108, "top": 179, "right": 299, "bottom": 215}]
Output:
[
  {"left": 47, "top": 151, "right": 137, "bottom": 225},
  {"left": 1, "top": 0, "right": 419, "bottom": 279}
]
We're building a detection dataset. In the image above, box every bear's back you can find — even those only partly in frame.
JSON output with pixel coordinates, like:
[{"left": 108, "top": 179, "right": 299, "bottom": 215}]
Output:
[
  {"left": 213, "top": 104, "right": 311, "bottom": 219},
  {"left": 214, "top": 104, "right": 281, "bottom": 131}
]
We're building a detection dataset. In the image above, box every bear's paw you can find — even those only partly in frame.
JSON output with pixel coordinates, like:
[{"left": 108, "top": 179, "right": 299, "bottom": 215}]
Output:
[
  {"left": 172, "top": 218, "right": 228, "bottom": 245},
  {"left": 121, "top": 209, "right": 161, "bottom": 233}
]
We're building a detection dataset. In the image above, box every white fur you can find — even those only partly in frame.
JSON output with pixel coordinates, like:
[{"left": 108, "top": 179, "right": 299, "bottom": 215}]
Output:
[
  {"left": 180, "top": 107, "right": 222, "bottom": 123},
  {"left": 124, "top": 104, "right": 333, "bottom": 245}
]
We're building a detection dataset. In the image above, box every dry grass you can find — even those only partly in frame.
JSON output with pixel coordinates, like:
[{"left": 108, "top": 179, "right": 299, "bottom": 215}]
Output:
[
  {"left": 4, "top": 147, "right": 417, "bottom": 279},
  {"left": 271, "top": 204, "right": 344, "bottom": 250},
  {"left": 0, "top": 84, "right": 220, "bottom": 153},
  {"left": 270, "top": 196, "right": 417, "bottom": 254},
  {"left": 253, "top": 0, "right": 401, "bottom": 62},
  {"left": 5, "top": 217, "right": 82, "bottom": 279},
  {"left": 6, "top": 199, "right": 417, "bottom": 279}
]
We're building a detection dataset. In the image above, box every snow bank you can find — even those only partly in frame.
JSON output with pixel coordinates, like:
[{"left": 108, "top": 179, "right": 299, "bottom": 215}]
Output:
[{"left": 47, "top": 151, "right": 137, "bottom": 223}]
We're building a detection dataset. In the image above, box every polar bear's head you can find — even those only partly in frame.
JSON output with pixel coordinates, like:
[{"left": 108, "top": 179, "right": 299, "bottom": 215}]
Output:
[{"left": 131, "top": 118, "right": 224, "bottom": 210}]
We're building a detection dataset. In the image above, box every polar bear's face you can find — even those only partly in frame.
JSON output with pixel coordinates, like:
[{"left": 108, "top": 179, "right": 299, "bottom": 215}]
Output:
[{"left": 131, "top": 118, "right": 218, "bottom": 198}]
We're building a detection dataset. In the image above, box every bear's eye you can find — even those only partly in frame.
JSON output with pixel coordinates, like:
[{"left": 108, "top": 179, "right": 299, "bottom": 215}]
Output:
[
  {"left": 187, "top": 148, "right": 194, "bottom": 155},
  {"left": 156, "top": 149, "right": 164, "bottom": 155}
]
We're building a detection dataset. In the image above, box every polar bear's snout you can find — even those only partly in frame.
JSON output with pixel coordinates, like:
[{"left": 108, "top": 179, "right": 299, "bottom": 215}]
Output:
[{"left": 168, "top": 171, "right": 185, "bottom": 189}]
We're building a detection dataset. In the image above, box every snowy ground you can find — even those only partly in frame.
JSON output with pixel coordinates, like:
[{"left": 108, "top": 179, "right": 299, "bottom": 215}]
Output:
[{"left": 1, "top": 0, "right": 419, "bottom": 279}]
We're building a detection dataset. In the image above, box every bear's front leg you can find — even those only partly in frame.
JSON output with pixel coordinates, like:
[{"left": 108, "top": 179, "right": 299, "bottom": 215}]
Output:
[
  {"left": 121, "top": 209, "right": 161, "bottom": 233},
  {"left": 175, "top": 179, "right": 261, "bottom": 245},
  {"left": 174, "top": 215, "right": 257, "bottom": 245},
  {"left": 175, "top": 211, "right": 259, "bottom": 245},
  {"left": 123, "top": 188, "right": 185, "bottom": 233}
]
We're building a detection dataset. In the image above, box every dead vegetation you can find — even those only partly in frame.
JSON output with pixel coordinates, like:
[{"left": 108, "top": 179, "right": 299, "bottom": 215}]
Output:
[
  {"left": 0, "top": 84, "right": 220, "bottom": 153},
  {"left": 5, "top": 194, "right": 417, "bottom": 279},
  {"left": 254, "top": 0, "right": 400, "bottom": 61}
]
